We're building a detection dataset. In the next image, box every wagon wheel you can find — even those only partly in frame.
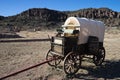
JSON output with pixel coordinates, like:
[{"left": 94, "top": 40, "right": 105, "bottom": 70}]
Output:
[
  {"left": 46, "top": 50, "right": 61, "bottom": 67},
  {"left": 93, "top": 47, "right": 105, "bottom": 66},
  {"left": 63, "top": 52, "right": 81, "bottom": 75}
]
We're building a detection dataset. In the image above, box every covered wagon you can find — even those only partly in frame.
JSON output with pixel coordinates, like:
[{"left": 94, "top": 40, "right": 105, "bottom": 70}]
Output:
[{"left": 46, "top": 17, "right": 106, "bottom": 75}]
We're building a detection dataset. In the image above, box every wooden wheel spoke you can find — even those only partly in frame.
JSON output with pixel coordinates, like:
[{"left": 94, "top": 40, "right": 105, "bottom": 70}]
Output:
[
  {"left": 68, "top": 59, "right": 73, "bottom": 63},
  {"left": 64, "top": 52, "right": 81, "bottom": 75},
  {"left": 46, "top": 50, "right": 61, "bottom": 67},
  {"left": 67, "top": 66, "right": 72, "bottom": 72},
  {"left": 65, "top": 64, "right": 70, "bottom": 69},
  {"left": 47, "top": 55, "right": 53, "bottom": 58}
]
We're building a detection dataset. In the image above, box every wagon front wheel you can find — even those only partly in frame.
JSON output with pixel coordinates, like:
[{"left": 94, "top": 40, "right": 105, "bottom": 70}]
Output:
[
  {"left": 63, "top": 52, "right": 81, "bottom": 75},
  {"left": 46, "top": 50, "right": 61, "bottom": 67},
  {"left": 93, "top": 47, "right": 105, "bottom": 66}
]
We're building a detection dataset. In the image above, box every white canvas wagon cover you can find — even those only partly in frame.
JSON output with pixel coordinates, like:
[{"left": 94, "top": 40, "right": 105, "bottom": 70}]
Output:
[{"left": 62, "top": 17, "right": 105, "bottom": 45}]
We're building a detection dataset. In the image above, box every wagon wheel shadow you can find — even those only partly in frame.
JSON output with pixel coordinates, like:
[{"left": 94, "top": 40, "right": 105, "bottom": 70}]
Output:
[{"left": 66, "top": 60, "right": 120, "bottom": 79}]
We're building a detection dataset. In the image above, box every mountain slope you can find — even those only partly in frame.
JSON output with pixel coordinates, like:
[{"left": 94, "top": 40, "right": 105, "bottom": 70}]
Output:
[
  {"left": 66, "top": 8, "right": 120, "bottom": 27},
  {"left": 0, "top": 8, "right": 120, "bottom": 32}
]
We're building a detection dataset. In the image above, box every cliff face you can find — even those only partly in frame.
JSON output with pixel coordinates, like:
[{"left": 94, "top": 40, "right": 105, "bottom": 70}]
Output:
[{"left": 0, "top": 8, "right": 120, "bottom": 32}]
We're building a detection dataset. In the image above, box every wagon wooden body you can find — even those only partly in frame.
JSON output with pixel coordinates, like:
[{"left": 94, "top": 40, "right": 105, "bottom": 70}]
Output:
[{"left": 46, "top": 17, "right": 106, "bottom": 75}]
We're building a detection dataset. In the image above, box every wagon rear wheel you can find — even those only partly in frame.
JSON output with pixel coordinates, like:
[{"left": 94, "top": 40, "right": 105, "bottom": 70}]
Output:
[
  {"left": 93, "top": 47, "right": 105, "bottom": 66},
  {"left": 63, "top": 52, "right": 81, "bottom": 75},
  {"left": 46, "top": 50, "right": 61, "bottom": 67}
]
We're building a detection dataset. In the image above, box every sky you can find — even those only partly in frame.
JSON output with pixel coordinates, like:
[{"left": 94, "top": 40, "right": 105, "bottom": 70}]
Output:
[{"left": 0, "top": 0, "right": 120, "bottom": 16}]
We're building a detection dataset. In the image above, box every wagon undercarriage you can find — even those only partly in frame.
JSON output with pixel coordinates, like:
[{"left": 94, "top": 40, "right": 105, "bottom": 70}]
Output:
[{"left": 46, "top": 36, "right": 106, "bottom": 75}]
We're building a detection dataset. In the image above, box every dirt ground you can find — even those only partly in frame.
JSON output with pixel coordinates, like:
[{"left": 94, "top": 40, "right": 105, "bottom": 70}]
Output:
[{"left": 0, "top": 29, "right": 120, "bottom": 80}]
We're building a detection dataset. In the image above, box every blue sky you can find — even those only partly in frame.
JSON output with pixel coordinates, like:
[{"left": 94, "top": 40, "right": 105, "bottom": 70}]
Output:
[{"left": 0, "top": 0, "right": 120, "bottom": 16}]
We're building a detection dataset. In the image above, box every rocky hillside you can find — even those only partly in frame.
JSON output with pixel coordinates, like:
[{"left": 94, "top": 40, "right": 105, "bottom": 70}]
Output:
[
  {"left": 66, "top": 8, "right": 120, "bottom": 27},
  {"left": 0, "top": 8, "right": 120, "bottom": 32},
  {"left": 0, "top": 8, "right": 67, "bottom": 32}
]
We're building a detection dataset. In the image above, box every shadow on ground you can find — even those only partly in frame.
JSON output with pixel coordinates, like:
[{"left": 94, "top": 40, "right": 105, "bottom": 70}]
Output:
[
  {"left": 66, "top": 60, "right": 120, "bottom": 79},
  {"left": 0, "top": 33, "right": 23, "bottom": 38}
]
